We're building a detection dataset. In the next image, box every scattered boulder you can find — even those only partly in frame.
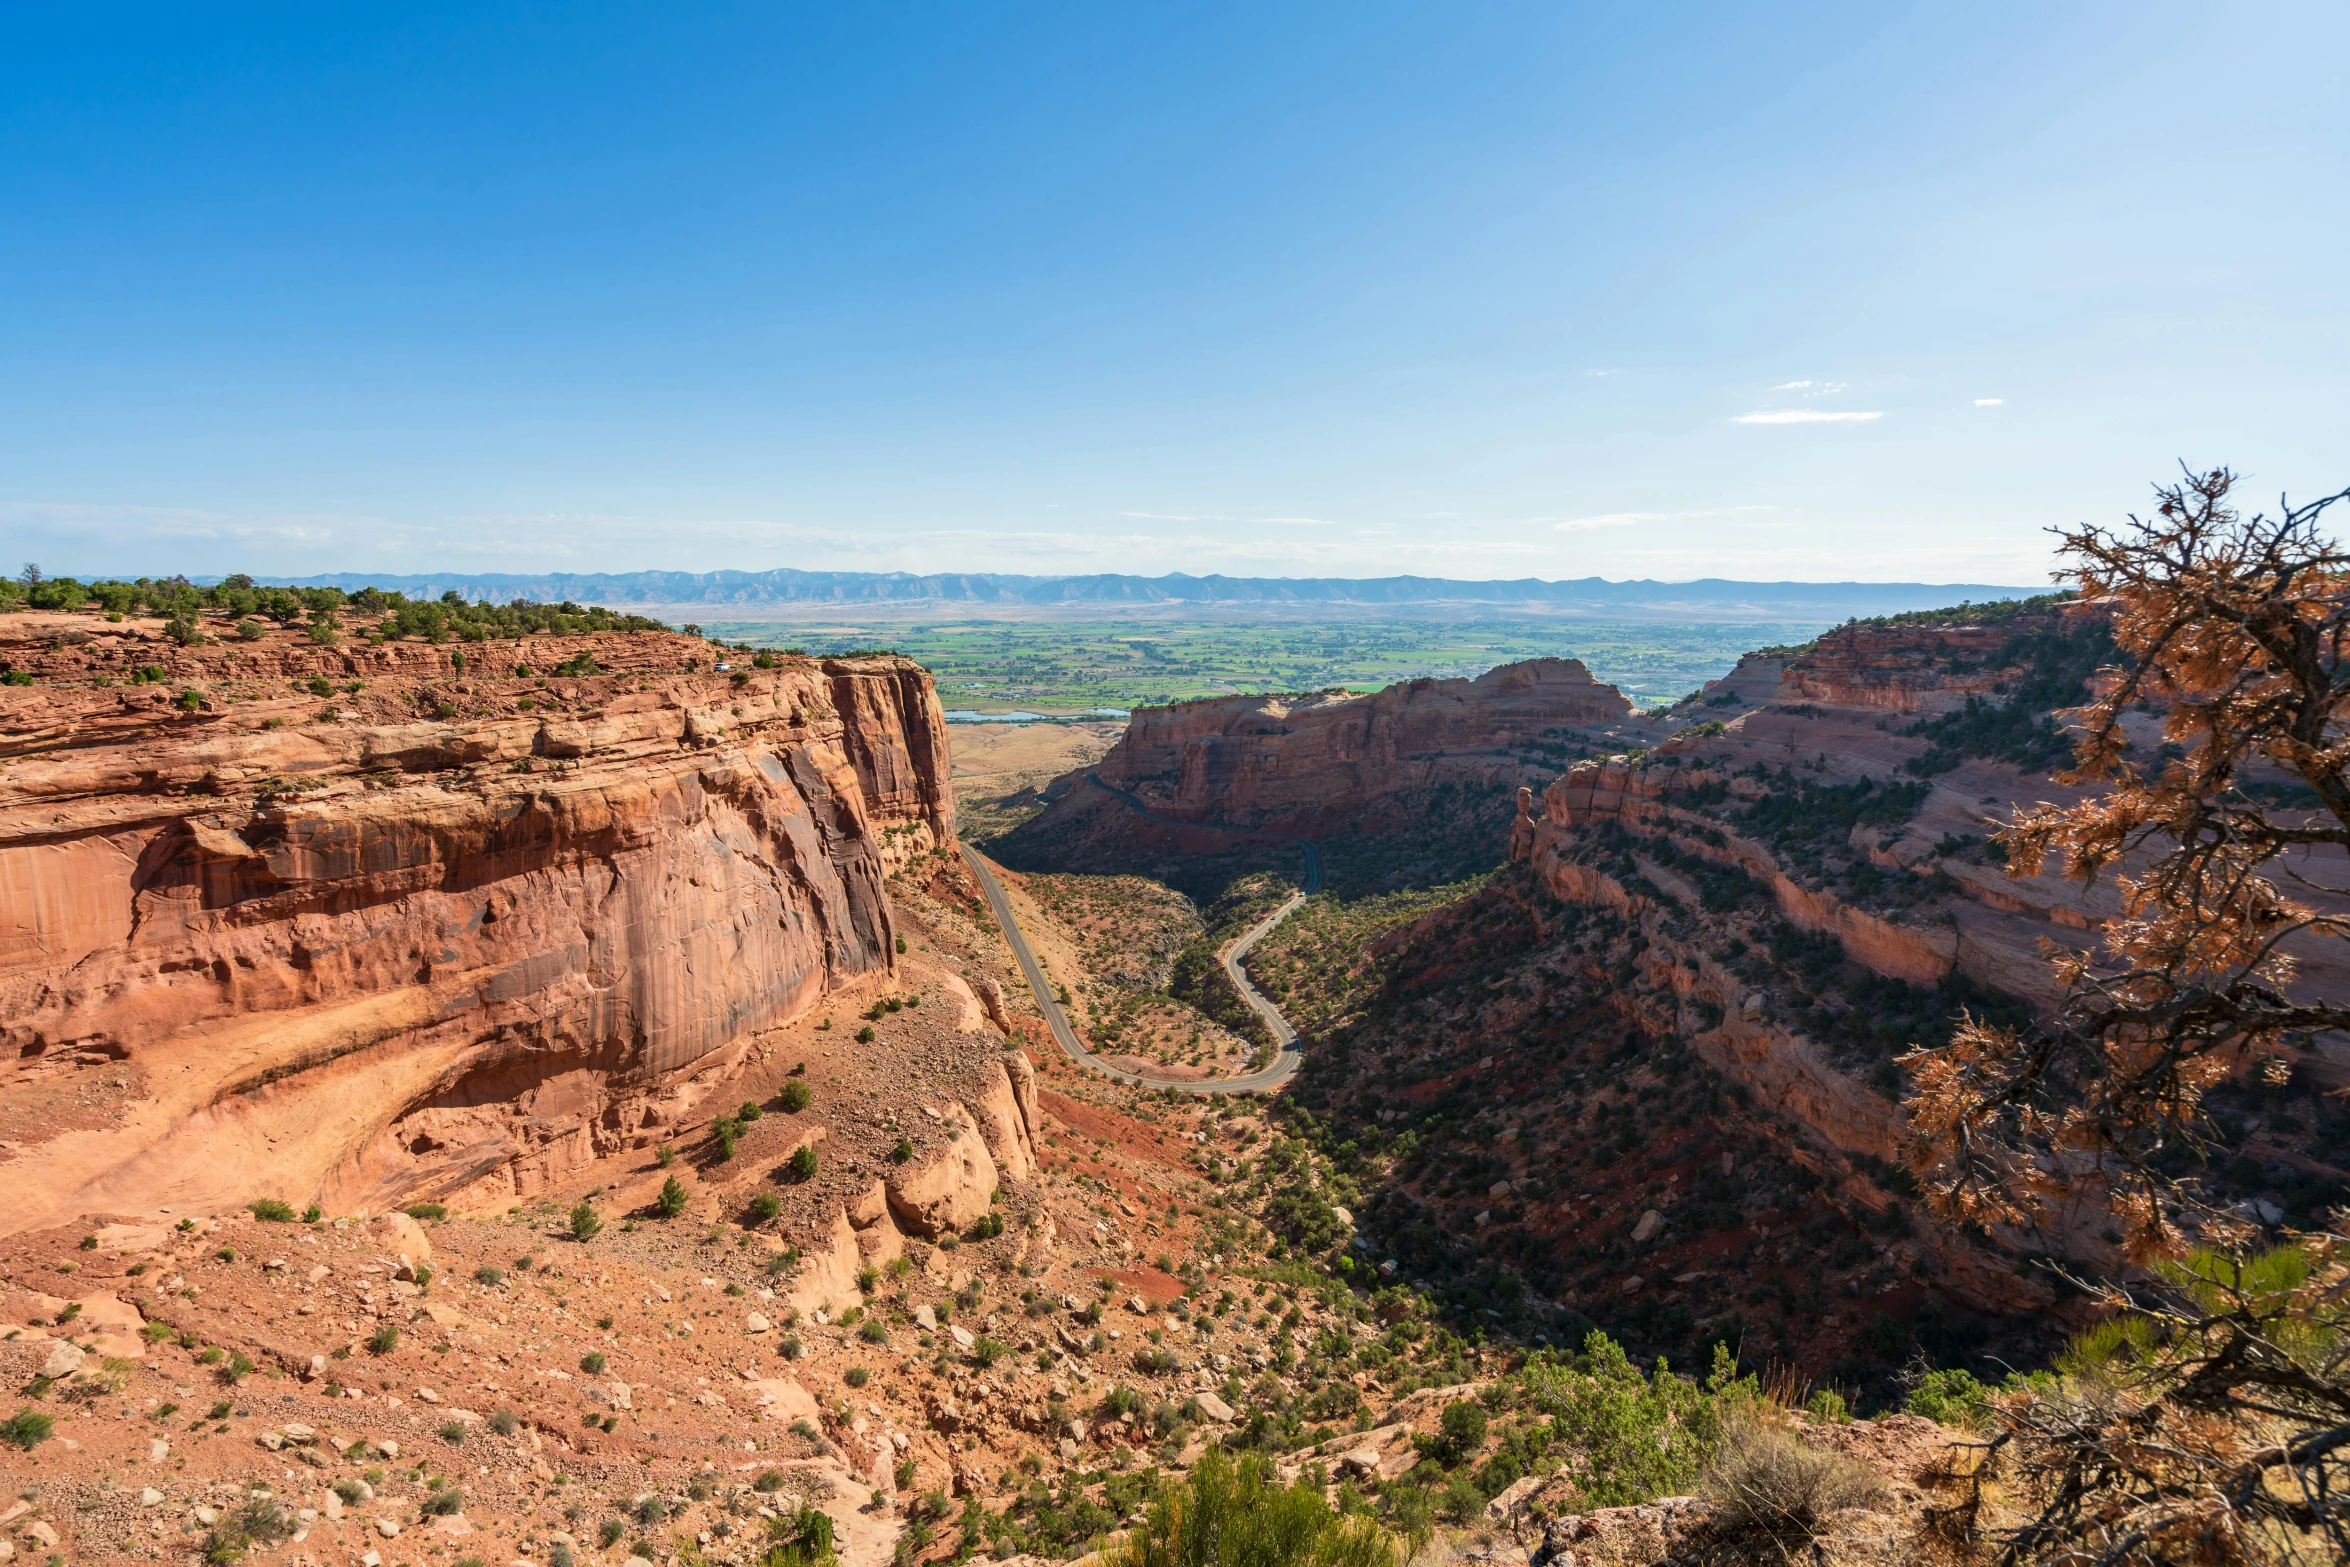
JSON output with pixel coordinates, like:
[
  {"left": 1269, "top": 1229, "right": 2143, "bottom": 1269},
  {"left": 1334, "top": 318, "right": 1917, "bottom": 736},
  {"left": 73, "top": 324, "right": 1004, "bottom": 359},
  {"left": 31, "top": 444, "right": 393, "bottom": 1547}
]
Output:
[
  {"left": 885, "top": 1103, "right": 999, "bottom": 1238},
  {"left": 368, "top": 1212, "right": 434, "bottom": 1265}
]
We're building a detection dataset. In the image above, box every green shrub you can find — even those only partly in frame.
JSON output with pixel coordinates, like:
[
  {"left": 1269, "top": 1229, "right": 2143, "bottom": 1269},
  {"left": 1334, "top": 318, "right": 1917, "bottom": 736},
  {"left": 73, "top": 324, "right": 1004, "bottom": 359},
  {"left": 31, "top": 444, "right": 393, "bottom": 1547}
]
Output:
[
  {"left": 403, "top": 1203, "right": 447, "bottom": 1221},
  {"left": 739, "top": 1100, "right": 764, "bottom": 1122},
  {"left": 569, "top": 1201, "right": 602, "bottom": 1242},
  {"left": 855, "top": 1026, "right": 875, "bottom": 1044},
  {"left": 787, "top": 1145, "right": 819, "bottom": 1181},
  {"left": 859, "top": 1318, "right": 888, "bottom": 1344},
  {"left": 890, "top": 1138, "right": 914, "bottom": 1164},
  {"left": 656, "top": 1176, "right": 688, "bottom": 1218},
  {"left": 1432, "top": 1400, "right": 1487, "bottom": 1464},
  {"left": 1521, "top": 1333, "right": 1756, "bottom": 1508},
  {"left": 655, "top": 1143, "right": 676, "bottom": 1168},
  {"left": 489, "top": 1409, "right": 519, "bottom": 1436},
  {"left": 758, "top": 1506, "right": 836, "bottom": 1567},
  {"left": 747, "top": 1193, "right": 782, "bottom": 1225},
  {"left": 970, "top": 1212, "right": 1004, "bottom": 1241},
  {"left": 754, "top": 1469, "right": 786, "bottom": 1493},
  {"left": 778, "top": 1081, "right": 812, "bottom": 1113},
  {"left": 475, "top": 1265, "right": 504, "bottom": 1286},
  {"left": 1108, "top": 1445, "right": 1397, "bottom": 1567},
  {"left": 422, "top": 1487, "right": 464, "bottom": 1516},
  {"left": 250, "top": 1198, "right": 297, "bottom": 1223},
  {"left": 581, "top": 1351, "right": 607, "bottom": 1374},
  {"left": 367, "top": 1324, "right": 400, "bottom": 1355},
  {"left": 439, "top": 1420, "right": 467, "bottom": 1444},
  {"left": 845, "top": 1366, "right": 870, "bottom": 1388},
  {"left": 1, "top": 1408, "right": 54, "bottom": 1451},
  {"left": 200, "top": 1498, "right": 292, "bottom": 1565},
  {"left": 1903, "top": 1367, "right": 1991, "bottom": 1428}
]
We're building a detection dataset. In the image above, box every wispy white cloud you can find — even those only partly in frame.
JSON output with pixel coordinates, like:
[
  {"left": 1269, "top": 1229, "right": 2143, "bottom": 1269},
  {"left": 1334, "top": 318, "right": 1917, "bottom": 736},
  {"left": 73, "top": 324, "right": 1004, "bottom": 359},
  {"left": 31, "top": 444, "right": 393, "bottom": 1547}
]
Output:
[
  {"left": 1974, "top": 398, "right": 2005, "bottom": 407},
  {"left": 1731, "top": 409, "right": 1883, "bottom": 425},
  {"left": 1768, "top": 380, "right": 1815, "bottom": 391},
  {"left": 1551, "top": 512, "right": 1653, "bottom": 533},
  {"left": 1550, "top": 504, "right": 1780, "bottom": 533},
  {"left": 1118, "top": 510, "right": 1233, "bottom": 522},
  {"left": 1260, "top": 516, "right": 1337, "bottom": 527}
]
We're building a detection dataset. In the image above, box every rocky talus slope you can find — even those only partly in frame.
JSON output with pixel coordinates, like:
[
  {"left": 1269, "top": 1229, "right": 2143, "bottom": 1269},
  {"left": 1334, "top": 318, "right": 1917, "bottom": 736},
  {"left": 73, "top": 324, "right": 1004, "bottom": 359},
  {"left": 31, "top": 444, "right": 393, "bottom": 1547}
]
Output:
[{"left": 0, "top": 610, "right": 954, "bottom": 1230}]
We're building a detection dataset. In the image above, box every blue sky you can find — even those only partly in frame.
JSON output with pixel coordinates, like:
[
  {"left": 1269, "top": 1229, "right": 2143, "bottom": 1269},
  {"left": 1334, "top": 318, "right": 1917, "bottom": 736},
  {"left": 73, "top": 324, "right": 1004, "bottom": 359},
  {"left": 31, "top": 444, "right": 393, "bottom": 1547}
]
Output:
[{"left": 3, "top": 2, "right": 2343, "bottom": 584}]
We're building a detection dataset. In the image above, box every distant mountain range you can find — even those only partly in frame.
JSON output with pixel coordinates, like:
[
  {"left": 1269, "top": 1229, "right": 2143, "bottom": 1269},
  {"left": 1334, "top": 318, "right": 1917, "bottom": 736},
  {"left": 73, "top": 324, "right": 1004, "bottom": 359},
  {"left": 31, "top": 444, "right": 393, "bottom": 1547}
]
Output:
[{"left": 250, "top": 569, "right": 2043, "bottom": 620}]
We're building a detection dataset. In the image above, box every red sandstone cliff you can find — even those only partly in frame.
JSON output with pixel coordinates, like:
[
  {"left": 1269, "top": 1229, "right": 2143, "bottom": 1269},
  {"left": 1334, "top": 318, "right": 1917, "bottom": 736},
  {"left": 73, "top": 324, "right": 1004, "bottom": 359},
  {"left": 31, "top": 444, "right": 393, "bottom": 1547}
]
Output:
[
  {"left": 0, "top": 611, "right": 955, "bottom": 1234},
  {"left": 1070, "top": 657, "right": 1633, "bottom": 834}
]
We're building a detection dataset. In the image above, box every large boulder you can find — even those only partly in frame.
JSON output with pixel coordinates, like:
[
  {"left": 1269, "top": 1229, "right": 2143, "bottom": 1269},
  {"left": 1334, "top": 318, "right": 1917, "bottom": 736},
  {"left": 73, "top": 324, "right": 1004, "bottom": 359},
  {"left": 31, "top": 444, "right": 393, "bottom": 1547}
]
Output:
[
  {"left": 886, "top": 1103, "right": 998, "bottom": 1238},
  {"left": 367, "top": 1211, "right": 434, "bottom": 1265},
  {"left": 968, "top": 1058, "right": 1037, "bottom": 1183}
]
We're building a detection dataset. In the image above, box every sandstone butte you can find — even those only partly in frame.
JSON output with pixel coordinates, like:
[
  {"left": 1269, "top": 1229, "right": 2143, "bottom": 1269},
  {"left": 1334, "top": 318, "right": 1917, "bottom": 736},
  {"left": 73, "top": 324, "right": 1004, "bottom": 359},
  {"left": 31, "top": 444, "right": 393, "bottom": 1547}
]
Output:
[
  {"left": 1064, "top": 655, "right": 1633, "bottom": 836},
  {"left": 0, "top": 610, "right": 969, "bottom": 1236}
]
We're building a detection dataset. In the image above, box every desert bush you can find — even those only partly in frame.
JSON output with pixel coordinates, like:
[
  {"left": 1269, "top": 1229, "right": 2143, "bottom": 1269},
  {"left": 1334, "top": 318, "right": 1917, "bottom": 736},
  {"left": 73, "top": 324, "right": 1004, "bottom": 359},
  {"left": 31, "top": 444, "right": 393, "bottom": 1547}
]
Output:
[
  {"left": 1523, "top": 1333, "right": 1755, "bottom": 1507},
  {"left": 787, "top": 1145, "right": 820, "bottom": 1181},
  {"left": 756, "top": 1506, "right": 837, "bottom": 1567},
  {"left": 656, "top": 1175, "right": 688, "bottom": 1217},
  {"left": 569, "top": 1200, "right": 602, "bottom": 1241},
  {"left": 201, "top": 1498, "right": 292, "bottom": 1564},
  {"left": 1109, "top": 1445, "right": 1397, "bottom": 1567},
  {"left": 475, "top": 1264, "right": 504, "bottom": 1286},
  {"left": 779, "top": 1080, "right": 812, "bottom": 1112},
  {"left": 250, "top": 1198, "right": 296, "bottom": 1222},
  {"left": 1699, "top": 1417, "right": 1887, "bottom": 1544},
  {"left": 2, "top": 1408, "right": 53, "bottom": 1450},
  {"left": 581, "top": 1351, "right": 607, "bottom": 1374},
  {"left": 1903, "top": 1367, "right": 1991, "bottom": 1428}
]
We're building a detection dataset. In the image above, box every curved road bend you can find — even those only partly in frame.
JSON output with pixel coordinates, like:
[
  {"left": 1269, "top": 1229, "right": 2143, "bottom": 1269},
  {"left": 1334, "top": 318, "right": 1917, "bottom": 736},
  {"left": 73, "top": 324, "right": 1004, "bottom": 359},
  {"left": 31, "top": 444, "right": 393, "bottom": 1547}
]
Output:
[{"left": 958, "top": 782, "right": 1319, "bottom": 1094}]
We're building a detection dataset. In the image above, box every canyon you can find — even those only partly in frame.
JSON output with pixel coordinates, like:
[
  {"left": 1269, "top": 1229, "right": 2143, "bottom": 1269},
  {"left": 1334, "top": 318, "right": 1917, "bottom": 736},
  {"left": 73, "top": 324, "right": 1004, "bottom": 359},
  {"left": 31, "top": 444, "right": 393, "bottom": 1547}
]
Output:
[{"left": 6, "top": 589, "right": 2342, "bottom": 1566}]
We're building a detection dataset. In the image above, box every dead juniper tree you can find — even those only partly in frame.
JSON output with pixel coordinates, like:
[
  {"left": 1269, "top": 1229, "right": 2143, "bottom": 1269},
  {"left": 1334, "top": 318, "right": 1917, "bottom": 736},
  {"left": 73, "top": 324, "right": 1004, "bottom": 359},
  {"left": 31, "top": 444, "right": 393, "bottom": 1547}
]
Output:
[{"left": 1900, "top": 468, "right": 2350, "bottom": 1565}]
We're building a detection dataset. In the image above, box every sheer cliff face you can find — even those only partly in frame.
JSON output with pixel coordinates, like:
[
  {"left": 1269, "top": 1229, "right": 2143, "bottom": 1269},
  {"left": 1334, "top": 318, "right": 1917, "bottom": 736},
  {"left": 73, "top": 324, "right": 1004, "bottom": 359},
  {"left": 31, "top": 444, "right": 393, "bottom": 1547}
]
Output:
[
  {"left": 0, "top": 617, "right": 953, "bottom": 1233},
  {"left": 1085, "top": 657, "right": 1633, "bottom": 833}
]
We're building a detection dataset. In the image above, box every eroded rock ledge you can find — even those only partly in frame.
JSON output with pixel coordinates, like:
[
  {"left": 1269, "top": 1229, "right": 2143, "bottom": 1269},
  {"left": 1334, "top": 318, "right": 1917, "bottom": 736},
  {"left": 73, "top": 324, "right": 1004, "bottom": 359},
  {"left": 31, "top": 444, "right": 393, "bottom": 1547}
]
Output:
[{"left": 0, "top": 615, "right": 954, "bottom": 1232}]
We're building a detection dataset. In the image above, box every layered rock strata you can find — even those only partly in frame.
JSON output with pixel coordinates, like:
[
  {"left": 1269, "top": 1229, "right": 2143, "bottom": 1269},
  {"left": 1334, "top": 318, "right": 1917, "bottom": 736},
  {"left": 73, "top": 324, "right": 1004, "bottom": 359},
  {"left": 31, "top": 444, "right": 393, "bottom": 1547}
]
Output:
[
  {"left": 0, "top": 612, "right": 954, "bottom": 1232},
  {"left": 1064, "top": 657, "right": 1634, "bottom": 835}
]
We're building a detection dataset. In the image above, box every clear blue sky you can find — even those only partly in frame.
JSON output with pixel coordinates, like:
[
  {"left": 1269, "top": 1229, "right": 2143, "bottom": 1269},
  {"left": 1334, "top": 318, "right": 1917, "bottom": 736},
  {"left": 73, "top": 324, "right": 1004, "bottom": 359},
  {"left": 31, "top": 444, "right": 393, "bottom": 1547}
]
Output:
[{"left": 4, "top": 3, "right": 2343, "bottom": 584}]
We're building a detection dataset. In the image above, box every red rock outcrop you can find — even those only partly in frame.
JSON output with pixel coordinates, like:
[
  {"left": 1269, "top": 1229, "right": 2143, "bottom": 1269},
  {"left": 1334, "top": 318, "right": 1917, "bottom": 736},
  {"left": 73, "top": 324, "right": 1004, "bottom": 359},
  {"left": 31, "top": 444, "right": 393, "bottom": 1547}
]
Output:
[
  {"left": 0, "top": 611, "right": 954, "bottom": 1234},
  {"left": 1073, "top": 657, "right": 1633, "bottom": 834}
]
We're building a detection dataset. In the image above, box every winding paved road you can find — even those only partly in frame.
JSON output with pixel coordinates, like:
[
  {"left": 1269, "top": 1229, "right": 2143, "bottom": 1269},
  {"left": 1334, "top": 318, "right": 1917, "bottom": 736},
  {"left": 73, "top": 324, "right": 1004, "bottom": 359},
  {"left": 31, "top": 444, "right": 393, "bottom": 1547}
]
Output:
[{"left": 958, "top": 777, "right": 1319, "bottom": 1095}]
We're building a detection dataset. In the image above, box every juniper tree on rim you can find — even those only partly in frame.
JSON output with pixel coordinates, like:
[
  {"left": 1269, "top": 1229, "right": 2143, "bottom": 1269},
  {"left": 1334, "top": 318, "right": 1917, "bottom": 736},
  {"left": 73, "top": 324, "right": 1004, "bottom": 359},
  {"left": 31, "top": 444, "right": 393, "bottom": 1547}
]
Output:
[{"left": 1902, "top": 468, "right": 2350, "bottom": 1564}]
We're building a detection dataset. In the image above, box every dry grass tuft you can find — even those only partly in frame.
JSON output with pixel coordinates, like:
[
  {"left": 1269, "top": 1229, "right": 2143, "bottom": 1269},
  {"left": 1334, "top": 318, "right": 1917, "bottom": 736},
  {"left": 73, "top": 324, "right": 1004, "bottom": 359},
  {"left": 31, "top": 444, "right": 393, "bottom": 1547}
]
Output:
[{"left": 1701, "top": 1417, "right": 1892, "bottom": 1546}]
